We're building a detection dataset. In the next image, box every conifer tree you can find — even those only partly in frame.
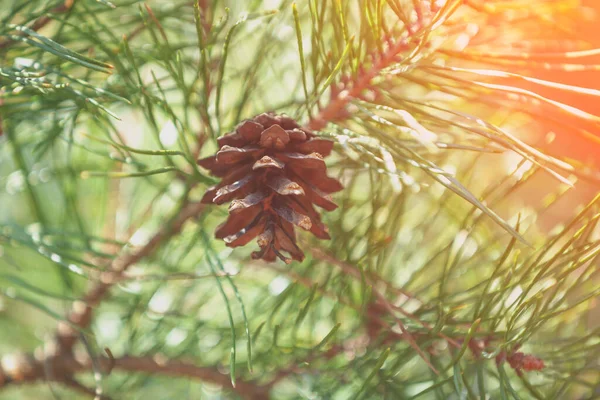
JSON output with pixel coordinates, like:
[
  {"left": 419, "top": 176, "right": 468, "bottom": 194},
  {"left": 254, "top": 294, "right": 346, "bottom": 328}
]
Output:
[{"left": 1, "top": 1, "right": 599, "bottom": 399}]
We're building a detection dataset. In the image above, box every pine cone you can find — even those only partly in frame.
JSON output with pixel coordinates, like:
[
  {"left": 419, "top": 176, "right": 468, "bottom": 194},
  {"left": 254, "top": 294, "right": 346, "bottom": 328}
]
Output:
[{"left": 198, "top": 112, "right": 342, "bottom": 263}]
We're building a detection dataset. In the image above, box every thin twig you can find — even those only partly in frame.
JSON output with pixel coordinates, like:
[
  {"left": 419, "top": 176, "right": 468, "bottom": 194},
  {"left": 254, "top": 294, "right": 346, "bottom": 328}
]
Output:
[
  {"left": 309, "top": 247, "right": 454, "bottom": 373},
  {"left": 309, "top": 247, "right": 461, "bottom": 347}
]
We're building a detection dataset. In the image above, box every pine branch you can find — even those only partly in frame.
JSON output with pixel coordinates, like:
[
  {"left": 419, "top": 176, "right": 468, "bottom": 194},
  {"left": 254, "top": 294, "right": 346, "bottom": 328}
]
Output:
[
  {"left": 307, "top": 28, "right": 419, "bottom": 131},
  {"left": 56, "top": 200, "right": 206, "bottom": 353},
  {"left": 1, "top": 0, "right": 600, "bottom": 398},
  {"left": 0, "top": 352, "right": 268, "bottom": 400},
  {"left": 309, "top": 246, "right": 462, "bottom": 348}
]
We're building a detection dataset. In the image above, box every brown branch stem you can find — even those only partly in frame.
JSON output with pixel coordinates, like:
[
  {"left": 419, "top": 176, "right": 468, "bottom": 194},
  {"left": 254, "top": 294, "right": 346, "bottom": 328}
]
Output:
[
  {"left": 0, "top": 353, "right": 267, "bottom": 400},
  {"left": 308, "top": 247, "right": 466, "bottom": 374},
  {"left": 308, "top": 247, "right": 461, "bottom": 347},
  {"left": 307, "top": 31, "right": 418, "bottom": 131},
  {"left": 56, "top": 201, "right": 206, "bottom": 353},
  {"left": 0, "top": 200, "right": 271, "bottom": 399}
]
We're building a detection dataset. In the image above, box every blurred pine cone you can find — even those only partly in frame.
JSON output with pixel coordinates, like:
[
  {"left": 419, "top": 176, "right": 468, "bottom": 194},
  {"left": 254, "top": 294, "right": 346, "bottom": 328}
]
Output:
[{"left": 198, "top": 112, "right": 342, "bottom": 263}]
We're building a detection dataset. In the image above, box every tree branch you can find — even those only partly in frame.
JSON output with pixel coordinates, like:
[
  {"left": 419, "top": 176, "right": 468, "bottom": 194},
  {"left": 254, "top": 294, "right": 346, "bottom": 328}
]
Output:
[
  {"left": 111, "top": 356, "right": 267, "bottom": 398},
  {"left": 0, "top": 352, "right": 268, "bottom": 400},
  {"left": 307, "top": 29, "right": 419, "bottom": 131},
  {"left": 56, "top": 201, "right": 206, "bottom": 353},
  {"left": 0, "top": 200, "right": 272, "bottom": 399}
]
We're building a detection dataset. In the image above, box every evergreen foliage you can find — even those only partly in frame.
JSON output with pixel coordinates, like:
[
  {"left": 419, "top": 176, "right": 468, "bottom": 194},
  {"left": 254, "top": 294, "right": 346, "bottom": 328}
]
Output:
[{"left": 1, "top": 0, "right": 599, "bottom": 399}]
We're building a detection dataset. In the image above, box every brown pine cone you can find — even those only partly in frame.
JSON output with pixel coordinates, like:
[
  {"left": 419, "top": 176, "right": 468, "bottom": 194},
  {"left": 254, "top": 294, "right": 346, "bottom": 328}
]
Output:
[{"left": 198, "top": 112, "right": 342, "bottom": 263}]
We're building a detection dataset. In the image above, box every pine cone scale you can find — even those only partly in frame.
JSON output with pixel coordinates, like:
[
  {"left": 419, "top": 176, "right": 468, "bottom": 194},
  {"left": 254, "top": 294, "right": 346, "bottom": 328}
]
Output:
[
  {"left": 215, "top": 145, "right": 264, "bottom": 164},
  {"left": 267, "top": 176, "right": 305, "bottom": 196},
  {"left": 289, "top": 168, "right": 343, "bottom": 193},
  {"left": 253, "top": 156, "right": 284, "bottom": 170},
  {"left": 215, "top": 206, "right": 262, "bottom": 239},
  {"left": 259, "top": 125, "right": 290, "bottom": 149},
  {"left": 223, "top": 216, "right": 266, "bottom": 247},
  {"left": 293, "top": 138, "right": 334, "bottom": 156},
  {"left": 236, "top": 120, "right": 263, "bottom": 141},
  {"left": 212, "top": 176, "right": 254, "bottom": 204},
  {"left": 273, "top": 205, "right": 312, "bottom": 231},
  {"left": 229, "top": 191, "right": 268, "bottom": 212}
]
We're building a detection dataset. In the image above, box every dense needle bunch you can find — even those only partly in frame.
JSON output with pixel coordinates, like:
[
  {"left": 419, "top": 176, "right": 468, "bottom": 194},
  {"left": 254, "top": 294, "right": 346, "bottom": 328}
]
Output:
[{"left": 198, "top": 113, "right": 342, "bottom": 263}]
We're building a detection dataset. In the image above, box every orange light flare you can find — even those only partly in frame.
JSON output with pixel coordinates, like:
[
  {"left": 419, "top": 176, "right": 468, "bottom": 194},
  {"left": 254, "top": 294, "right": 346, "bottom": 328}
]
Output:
[
  {"left": 433, "top": 1, "right": 600, "bottom": 230},
  {"left": 467, "top": 0, "right": 600, "bottom": 166}
]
